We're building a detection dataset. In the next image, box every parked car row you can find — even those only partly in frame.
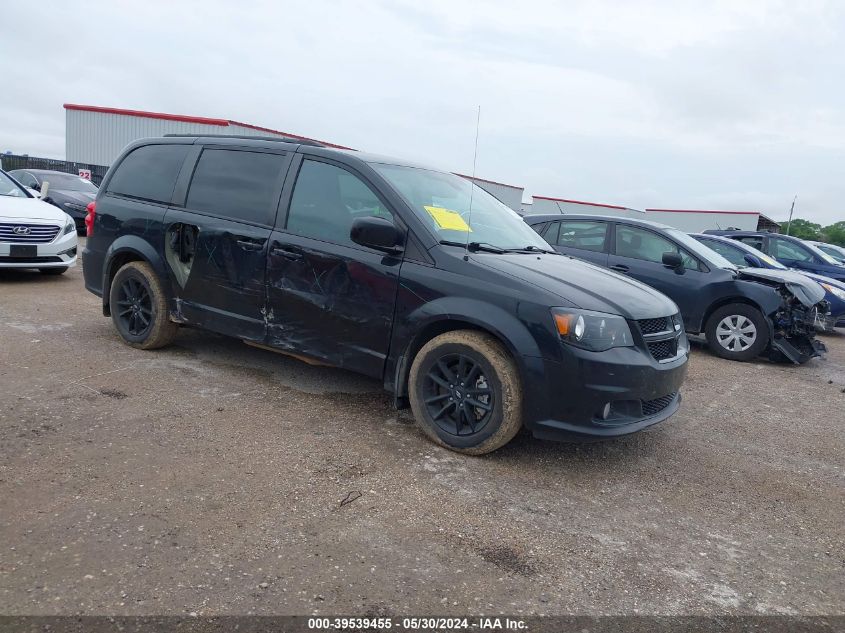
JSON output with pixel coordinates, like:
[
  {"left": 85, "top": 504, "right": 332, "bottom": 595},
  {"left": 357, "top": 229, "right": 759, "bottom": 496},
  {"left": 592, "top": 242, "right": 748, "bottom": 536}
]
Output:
[
  {"left": 8, "top": 168, "right": 98, "bottom": 232},
  {"left": 523, "top": 215, "right": 833, "bottom": 363}
]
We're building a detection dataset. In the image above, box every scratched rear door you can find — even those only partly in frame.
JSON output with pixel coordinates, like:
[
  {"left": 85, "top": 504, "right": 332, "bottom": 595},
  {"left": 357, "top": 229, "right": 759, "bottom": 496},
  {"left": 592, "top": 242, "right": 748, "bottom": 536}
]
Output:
[{"left": 163, "top": 144, "right": 290, "bottom": 341}]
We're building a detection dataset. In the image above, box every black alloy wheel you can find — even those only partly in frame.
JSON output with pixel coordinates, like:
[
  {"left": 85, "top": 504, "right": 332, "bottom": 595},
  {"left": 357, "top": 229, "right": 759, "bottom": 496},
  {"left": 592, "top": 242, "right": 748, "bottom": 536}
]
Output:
[
  {"left": 422, "top": 353, "right": 495, "bottom": 436},
  {"left": 116, "top": 277, "right": 153, "bottom": 337}
]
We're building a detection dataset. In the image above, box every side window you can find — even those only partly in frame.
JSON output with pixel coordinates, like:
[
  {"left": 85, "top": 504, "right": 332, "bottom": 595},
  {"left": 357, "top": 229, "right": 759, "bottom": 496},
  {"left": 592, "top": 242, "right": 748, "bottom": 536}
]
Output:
[
  {"left": 700, "top": 239, "right": 746, "bottom": 267},
  {"left": 737, "top": 236, "right": 765, "bottom": 251},
  {"left": 107, "top": 144, "right": 190, "bottom": 204},
  {"left": 771, "top": 237, "right": 814, "bottom": 262},
  {"left": 616, "top": 225, "right": 698, "bottom": 269},
  {"left": 557, "top": 220, "right": 608, "bottom": 252},
  {"left": 286, "top": 160, "right": 393, "bottom": 245},
  {"left": 186, "top": 149, "right": 286, "bottom": 225},
  {"left": 15, "top": 172, "right": 37, "bottom": 188}
]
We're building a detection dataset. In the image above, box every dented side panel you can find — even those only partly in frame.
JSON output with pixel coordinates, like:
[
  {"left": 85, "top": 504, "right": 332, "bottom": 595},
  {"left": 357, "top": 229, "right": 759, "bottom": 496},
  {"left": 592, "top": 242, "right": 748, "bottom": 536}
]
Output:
[
  {"left": 265, "top": 233, "right": 403, "bottom": 378},
  {"left": 163, "top": 209, "right": 270, "bottom": 341}
]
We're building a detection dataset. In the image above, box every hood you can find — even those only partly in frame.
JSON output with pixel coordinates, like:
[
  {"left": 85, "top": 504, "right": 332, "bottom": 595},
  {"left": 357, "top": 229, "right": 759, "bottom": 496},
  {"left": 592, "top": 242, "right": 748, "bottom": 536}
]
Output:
[
  {"left": 738, "top": 268, "right": 826, "bottom": 307},
  {"left": 472, "top": 253, "right": 679, "bottom": 320},
  {"left": 799, "top": 271, "right": 845, "bottom": 291},
  {"left": 49, "top": 189, "right": 96, "bottom": 205},
  {"left": 0, "top": 196, "right": 70, "bottom": 223}
]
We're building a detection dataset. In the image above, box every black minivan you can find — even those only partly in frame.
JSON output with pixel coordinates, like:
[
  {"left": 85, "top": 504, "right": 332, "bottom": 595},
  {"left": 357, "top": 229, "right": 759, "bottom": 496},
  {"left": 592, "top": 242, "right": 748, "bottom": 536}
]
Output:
[
  {"left": 83, "top": 136, "right": 688, "bottom": 453},
  {"left": 525, "top": 214, "right": 827, "bottom": 364}
]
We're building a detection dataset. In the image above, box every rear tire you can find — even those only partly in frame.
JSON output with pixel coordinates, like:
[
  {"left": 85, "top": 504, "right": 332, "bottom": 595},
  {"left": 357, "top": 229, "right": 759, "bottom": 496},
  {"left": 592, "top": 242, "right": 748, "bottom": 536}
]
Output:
[
  {"left": 408, "top": 330, "right": 523, "bottom": 455},
  {"left": 109, "top": 261, "right": 178, "bottom": 349},
  {"left": 39, "top": 267, "right": 68, "bottom": 275},
  {"left": 705, "top": 303, "right": 768, "bottom": 361}
]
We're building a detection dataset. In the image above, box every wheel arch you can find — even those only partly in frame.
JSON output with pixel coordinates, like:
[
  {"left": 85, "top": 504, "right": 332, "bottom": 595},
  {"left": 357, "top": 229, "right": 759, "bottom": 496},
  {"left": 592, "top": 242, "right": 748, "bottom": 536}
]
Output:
[
  {"left": 101, "top": 236, "right": 171, "bottom": 316},
  {"left": 389, "top": 299, "right": 543, "bottom": 408}
]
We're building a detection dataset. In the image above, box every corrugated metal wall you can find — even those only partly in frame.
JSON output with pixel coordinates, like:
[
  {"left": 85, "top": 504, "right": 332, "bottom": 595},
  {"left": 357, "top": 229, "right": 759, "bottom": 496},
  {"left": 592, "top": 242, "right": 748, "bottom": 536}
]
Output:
[
  {"left": 642, "top": 211, "right": 760, "bottom": 232},
  {"left": 464, "top": 178, "right": 524, "bottom": 212},
  {"left": 530, "top": 198, "right": 639, "bottom": 218},
  {"left": 66, "top": 110, "right": 226, "bottom": 165}
]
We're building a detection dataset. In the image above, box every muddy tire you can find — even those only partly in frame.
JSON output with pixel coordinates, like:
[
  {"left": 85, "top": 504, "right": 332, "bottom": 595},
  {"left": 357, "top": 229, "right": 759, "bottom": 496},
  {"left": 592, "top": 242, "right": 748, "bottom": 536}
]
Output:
[
  {"left": 705, "top": 303, "right": 768, "bottom": 361},
  {"left": 39, "top": 267, "right": 68, "bottom": 275},
  {"left": 109, "top": 261, "right": 178, "bottom": 350},
  {"left": 408, "top": 330, "right": 523, "bottom": 455}
]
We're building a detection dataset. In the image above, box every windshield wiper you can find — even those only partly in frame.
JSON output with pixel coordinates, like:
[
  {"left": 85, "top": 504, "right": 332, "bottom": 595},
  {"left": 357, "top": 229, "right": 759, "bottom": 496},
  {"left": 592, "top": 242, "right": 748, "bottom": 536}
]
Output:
[
  {"left": 505, "top": 245, "right": 556, "bottom": 254},
  {"left": 439, "top": 240, "right": 507, "bottom": 254}
]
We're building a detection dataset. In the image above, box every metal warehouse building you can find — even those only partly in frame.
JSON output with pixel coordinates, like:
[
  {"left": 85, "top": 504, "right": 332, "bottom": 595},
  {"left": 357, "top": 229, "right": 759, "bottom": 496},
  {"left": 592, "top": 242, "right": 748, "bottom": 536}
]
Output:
[
  {"left": 528, "top": 195, "right": 781, "bottom": 233},
  {"left": 530, "top": 195, "right": 645, "bottom": 218},
  {"left": 63, "top": 103, "right": 352, "bottom": 167},
  {"left": 643, "top": 208, "right": 780, "bottom": 233},
  {"left": 454, "top": 174, "right": 524, "bottom": 213}
]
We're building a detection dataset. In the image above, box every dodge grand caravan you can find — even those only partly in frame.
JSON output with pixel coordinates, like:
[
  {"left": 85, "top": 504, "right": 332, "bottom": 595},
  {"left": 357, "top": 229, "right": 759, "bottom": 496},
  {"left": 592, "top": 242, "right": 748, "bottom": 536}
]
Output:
[{"left": 83, "top": 135, "right": 688, "bottom": 454}]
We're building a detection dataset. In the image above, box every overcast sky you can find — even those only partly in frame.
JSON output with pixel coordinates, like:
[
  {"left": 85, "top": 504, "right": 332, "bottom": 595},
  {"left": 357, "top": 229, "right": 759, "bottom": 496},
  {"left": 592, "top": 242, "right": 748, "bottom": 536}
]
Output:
[{"left": 2, "top": 1, "right": 844, "bottom": 224}]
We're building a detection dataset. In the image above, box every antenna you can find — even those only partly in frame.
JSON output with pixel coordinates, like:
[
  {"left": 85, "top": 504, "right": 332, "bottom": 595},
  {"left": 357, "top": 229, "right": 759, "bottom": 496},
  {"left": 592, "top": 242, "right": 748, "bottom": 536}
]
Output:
[
  {"left": 464, "top": 105, "right": 481, "bottom": 261},
  {"left": 785, "top": 194, "right": 798, "bottom": 235}
]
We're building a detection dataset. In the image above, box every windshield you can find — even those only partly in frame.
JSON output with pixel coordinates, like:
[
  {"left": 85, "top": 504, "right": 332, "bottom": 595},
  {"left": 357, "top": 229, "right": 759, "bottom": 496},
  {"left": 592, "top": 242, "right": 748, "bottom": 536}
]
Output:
[
  {"left": 816, "top": 243, "right": 845, "bottom": 262},
  {"left": 372, "top": 164, "right": 549, "bottom": 251},
  {"left": 39, "top": 173, "right": 98, "bottom": 192},
  {"left": 665, "top": 228, "right": 737, "bottom": 270},
  {"left": 0, "top": 171, "right": 29, "bottom": 198},
  {"left": 802, "top": 240, "right": 842, "bottom": 266}
]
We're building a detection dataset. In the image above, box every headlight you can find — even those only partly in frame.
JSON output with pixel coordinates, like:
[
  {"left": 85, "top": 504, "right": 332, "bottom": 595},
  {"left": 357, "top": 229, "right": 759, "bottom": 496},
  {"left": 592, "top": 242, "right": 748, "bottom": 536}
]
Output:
[
  {"left": 551, "top": 308, "right": 634, "bottom": 351},
  {"left": 820, "top": 283, "right": 845, "bottom": 301},
  {"left": 63, "top": 216, "right": 75, "bottom": 235}
]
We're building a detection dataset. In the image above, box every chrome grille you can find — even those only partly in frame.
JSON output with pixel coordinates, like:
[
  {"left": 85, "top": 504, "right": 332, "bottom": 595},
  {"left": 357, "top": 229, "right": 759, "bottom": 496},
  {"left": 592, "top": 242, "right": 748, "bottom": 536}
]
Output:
[
  {"left": 0, "top": 223, "right": 61, "bottom": 244},
  {"left": 638, "top": 317, "right": 669, "bottom": 334},
  {"left": 642, "top": 392, "right": 677, "bottom": 416}
]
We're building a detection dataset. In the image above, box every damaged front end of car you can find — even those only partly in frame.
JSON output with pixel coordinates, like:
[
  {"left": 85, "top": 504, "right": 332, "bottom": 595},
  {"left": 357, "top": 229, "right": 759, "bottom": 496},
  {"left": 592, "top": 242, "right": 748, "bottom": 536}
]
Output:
[{"left": 738, "top": 269, "right": 829, "bottom": 364}]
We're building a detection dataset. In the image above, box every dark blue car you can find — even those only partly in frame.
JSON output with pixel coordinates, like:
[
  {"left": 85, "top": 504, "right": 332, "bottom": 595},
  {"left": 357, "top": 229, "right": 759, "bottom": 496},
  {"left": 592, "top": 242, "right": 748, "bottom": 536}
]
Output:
[
  {"left": 692, "top": 233, "right": 845, "bottom": 330},
  {"left": 703, "top": 230, "right": 845, "bottom": 283},
  {"left": 524, "top": 214, "right": 828, "bottom": 364}
]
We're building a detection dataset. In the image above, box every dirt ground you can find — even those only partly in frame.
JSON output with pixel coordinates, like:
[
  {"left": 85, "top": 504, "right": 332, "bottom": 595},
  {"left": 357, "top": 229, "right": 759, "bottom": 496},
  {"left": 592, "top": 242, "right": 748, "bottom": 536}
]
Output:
[{"left": 1, "top": 245, "right": 843, "bottom": 617}]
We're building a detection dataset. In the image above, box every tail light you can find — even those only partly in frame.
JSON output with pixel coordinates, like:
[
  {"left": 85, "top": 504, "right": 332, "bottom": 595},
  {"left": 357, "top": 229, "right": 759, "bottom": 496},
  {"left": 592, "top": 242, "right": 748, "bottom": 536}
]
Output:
[{"left": 85, "top": 201, "right": 96, "bottom": 236}]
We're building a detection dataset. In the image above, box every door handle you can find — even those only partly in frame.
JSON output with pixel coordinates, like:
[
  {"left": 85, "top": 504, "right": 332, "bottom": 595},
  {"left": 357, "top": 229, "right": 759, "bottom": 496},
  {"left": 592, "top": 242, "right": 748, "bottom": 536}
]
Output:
[
  {"left": 271, "top": 245, "right": 303, "bottom": 261},
  {"left": 236, "top": 239, "right": 264, "bottom": 252},
  {"left": 610, "top": 264, "right": 629, "bottom": 272}
]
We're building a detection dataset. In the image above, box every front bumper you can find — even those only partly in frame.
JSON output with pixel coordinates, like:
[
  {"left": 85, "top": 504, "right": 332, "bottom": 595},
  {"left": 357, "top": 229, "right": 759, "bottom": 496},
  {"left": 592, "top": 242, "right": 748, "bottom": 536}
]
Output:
[
  {"left": 0, "top": 229, "right": 78, "bottom": 269},
  {"left": 523, "top": 344, "right": 689, "bottom": 442}
]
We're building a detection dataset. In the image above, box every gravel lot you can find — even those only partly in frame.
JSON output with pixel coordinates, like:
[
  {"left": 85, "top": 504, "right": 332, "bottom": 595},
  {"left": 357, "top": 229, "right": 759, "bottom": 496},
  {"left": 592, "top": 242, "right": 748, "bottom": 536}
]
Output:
[{"left": 1, "top": 245, "right": 843, "bottom": 616}]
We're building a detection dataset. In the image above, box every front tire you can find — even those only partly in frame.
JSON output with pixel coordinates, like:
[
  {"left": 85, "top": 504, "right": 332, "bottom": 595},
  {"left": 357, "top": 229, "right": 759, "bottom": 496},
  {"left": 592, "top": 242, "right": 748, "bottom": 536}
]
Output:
[
  {"left": 109, "top": 261, "right": 178, "bottom": 349},
  {"left": 705, "top": 303, "right": 768, "bottom": 361},
  {"left": 408, "top": 330, "right": 523, "bottom": 455}
]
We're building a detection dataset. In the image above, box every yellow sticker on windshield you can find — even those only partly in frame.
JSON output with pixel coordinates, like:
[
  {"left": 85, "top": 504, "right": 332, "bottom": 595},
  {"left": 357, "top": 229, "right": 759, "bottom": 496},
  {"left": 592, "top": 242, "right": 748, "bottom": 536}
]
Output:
[
  {"left": 761, "top": 254, "right": 779, "bottom": 266},
  {"left": 424, "top": 206, "right": 472, "bottom": 232}
]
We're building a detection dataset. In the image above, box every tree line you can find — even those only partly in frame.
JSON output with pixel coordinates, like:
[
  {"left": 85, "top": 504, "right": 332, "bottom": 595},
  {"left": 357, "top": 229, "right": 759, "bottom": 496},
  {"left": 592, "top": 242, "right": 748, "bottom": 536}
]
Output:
[{"left": 783, "top": 219, "right": 845, "bottom": 246}]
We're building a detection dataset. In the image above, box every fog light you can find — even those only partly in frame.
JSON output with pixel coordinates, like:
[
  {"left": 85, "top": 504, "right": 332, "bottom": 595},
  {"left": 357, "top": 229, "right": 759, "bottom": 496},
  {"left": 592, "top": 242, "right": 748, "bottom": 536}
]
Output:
[{"left": 599, "top": 402, "right": 612, "bottom": 419}]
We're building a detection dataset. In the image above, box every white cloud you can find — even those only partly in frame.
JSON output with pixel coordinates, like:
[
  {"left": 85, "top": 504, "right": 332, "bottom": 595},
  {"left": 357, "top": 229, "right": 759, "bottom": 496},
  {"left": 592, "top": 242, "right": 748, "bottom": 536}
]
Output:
[{"left": 0, "top": 0, "right": 843, "bottom": 223}]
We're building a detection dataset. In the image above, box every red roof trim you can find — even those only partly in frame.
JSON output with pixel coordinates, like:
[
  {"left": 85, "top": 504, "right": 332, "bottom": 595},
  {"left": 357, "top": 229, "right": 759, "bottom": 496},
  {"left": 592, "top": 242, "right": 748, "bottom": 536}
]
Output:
[
  {"left": 64, "top": 103, "right": 228, "bottom": 126},
  {"left": 532, "top": 196, "right": 626, "bottom": 210},
  {"left": 63, "top": 103, "right": 353, "bottom": 149},
  {"left": 454, "top": 173, "right": 523, "bottom": 190},
  {"left": 646, "top": 209, "right": 759, "bottom": 215}
]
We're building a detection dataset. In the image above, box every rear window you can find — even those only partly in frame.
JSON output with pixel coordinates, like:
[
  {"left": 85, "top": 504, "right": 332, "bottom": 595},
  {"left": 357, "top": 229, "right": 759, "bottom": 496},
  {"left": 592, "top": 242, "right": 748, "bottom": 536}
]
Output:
[
  {"left": 185, "top": 149, "right": 287, "bottom": 225},
  {"left": 107, "top": 144, "right": 189, "bottom": 204}
]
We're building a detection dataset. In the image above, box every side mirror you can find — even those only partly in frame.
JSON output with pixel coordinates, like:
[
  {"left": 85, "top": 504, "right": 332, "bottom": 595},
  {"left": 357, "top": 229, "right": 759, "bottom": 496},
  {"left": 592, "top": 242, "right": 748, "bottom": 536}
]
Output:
[
  {"left": 743, "top": 253, "right": 763, "bottom": 268},
  {"left": 31, "top": 182, "right": 41, "bottom": 191},
  {"left": 662, "top": 251, "right": 685, "bottom": 274},
  {"left": 350, "top": 216, "right": 403, "bottom": 253}
]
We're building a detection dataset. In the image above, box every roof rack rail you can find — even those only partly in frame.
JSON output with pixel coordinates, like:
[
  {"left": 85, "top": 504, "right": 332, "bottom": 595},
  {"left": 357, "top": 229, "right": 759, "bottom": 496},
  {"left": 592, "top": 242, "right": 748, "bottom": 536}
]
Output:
[{"left": 163, "top": 133, "right": 324, "bottom": 147}]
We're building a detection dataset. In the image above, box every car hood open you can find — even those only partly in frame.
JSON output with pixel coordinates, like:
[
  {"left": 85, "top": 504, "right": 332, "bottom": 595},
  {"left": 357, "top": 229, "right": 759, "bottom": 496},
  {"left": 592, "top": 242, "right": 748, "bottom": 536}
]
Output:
[
  {"left": 737, "top": 268, "right": 826, "bottom": 307},
  {"left": 472, "top": 253, "right": 679, "bottom": 320},
  {"left": 0, "top": 196, "right": 69, "bottom": 223}
]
